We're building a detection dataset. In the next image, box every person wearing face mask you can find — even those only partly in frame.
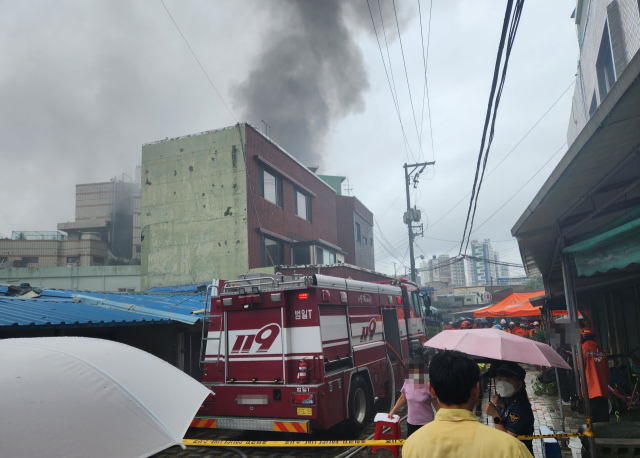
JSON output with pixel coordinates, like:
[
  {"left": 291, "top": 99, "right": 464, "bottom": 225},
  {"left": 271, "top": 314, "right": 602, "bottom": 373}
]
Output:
[
  {"left": 388, "top": 362, "right": 440, "bottom": 437},
  {"left": 484, "top": 362, "right": 535, "bottom": 456},
  {"left": 403, "top": 351, "right": 532, "bottom": 458}
]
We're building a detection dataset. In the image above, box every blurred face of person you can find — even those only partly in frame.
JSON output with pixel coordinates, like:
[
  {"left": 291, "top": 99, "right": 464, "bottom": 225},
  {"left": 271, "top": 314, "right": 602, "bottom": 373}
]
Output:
[{"left": 409, "top": 364, "right": 426, "bottom": 386}]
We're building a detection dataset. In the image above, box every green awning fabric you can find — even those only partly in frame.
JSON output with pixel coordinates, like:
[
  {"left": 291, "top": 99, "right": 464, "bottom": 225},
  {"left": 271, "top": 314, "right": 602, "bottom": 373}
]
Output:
[{"left": 563, "top": 207, "right": 640, "bottom": 276}]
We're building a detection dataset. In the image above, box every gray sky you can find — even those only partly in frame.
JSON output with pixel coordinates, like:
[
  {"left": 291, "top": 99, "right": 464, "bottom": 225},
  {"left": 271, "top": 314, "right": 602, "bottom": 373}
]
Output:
[{"left": 0, "top": 0, "right": 578, "bottom": 276}]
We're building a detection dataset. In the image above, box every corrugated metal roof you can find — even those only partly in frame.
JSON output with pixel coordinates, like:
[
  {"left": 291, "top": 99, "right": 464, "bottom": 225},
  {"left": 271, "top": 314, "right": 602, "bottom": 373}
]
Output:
[
  {"left": 37, "top": 289, "right": 206, "bottom": 325},
  {"left": 0, "top": 297, "right": 171, "bottom": 330},
  {"left": 143, "top": 283, "right": 208, "bottom": 293},
  {"left": 0, "top": 288, "right": 206, "bottom": 330}
]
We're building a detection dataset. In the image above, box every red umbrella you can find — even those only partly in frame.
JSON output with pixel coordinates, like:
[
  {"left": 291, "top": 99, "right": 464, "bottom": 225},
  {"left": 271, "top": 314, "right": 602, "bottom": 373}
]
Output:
[{"left": 425, "top": 328, "right": 571, "bottom": 369}]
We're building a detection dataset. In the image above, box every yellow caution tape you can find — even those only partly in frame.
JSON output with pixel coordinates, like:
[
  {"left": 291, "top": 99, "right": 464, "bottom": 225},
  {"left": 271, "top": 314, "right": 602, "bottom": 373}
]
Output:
[
  {"left": 516, "top": 431, "right": 592, "bottom": 440},
  {"left": 184, "top": 420, "right": 593, "bottom": 447},
  {"left": 183, "top": 439, "right": 406, "bottom": 447}
]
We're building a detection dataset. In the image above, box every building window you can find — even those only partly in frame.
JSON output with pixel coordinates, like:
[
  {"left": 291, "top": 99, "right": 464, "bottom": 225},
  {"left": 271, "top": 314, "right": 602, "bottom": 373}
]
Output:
[
  {"left": 363, "top": 237, "right": 367, "bottom": 245},
  {"left": 370, "top": 237, "right": 373, "bottom": 246},
  {"left": 293, "top": 246, "right": 311, "bottom": 265},
  {"left": 0, "top": 257, "right": 7, "bottom": 264},
  {"left": 294, "top": 189, "right": 312, "bottom": 222},
  {"left": 355, "top": 222, "right": 361, "bottom": 242},
  {"left": 258, "top": 165, "right": 283, "bottom": 207},
  {"left": 260, "top": 236, "right": 283, "bottom": 267},
  {"left": 93, "top": 256, "right": 105, "bottom": 264},
  {"left": 315, "top": 247, "right": 336, "bottom": 265},
  {"left": 22, "top": 257, "right": 39, "bottom": 265},
  {"left": 67, "top": 256, "right": 80, "bottom": 264},
  {"left": 596, "top": 21, "right": 616, "bottom": 102},
  {"left": 136, "top": 246, "right": 141, "bottom": 253}
]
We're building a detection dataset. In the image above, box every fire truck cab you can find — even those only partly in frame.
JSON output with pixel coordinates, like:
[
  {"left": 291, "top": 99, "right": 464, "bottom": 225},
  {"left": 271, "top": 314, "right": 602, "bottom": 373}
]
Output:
[{"left": 195, "top": 273, "right": 430, "bottom": 436}]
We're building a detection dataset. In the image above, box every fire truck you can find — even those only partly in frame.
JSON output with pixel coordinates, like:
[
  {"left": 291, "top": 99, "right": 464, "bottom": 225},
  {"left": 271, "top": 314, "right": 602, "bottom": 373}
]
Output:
[{"left": 193, "top": 272, "right": 431, "bottom": 436}]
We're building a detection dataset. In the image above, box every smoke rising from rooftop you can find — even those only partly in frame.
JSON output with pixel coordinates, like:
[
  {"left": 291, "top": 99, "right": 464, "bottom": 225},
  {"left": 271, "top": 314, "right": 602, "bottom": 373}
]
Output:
[{"left": 232, "top": 0, "right": 407, "bottom": 168}]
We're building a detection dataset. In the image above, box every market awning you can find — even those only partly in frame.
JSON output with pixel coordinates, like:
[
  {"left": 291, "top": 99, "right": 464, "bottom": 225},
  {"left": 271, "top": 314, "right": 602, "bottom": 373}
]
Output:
[
  {"left": 563, "top": 206, "right": 640, "bottom": 276},
  {"left": 473, "top": 291, "right": 545, "bottom": 318}
]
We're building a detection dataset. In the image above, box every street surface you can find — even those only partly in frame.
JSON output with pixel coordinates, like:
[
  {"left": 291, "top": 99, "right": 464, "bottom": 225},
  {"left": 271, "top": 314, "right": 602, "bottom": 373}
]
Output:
[{"left": 155, "top": 370, "right": 585, "bottom": 458}]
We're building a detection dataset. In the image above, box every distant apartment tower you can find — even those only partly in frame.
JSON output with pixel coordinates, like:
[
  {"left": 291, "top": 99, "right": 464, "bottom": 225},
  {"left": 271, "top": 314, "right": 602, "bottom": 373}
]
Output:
[
  {"left": 57, "top": 173, "right": 141, "bottom": 260},
  {"left": 450, "top": 257, "right": 471, "bottom": 287},
  {"left": 437, "top": 254, "right": 452, "bottom": 284},
  {"left": 494, "top": 251, "right": 501, "bottom": 280},
  {"left": 419, "top": 260, "right": 430, "bottom": 284},
  {"left": 470, "top": 239, "right": 496, "bottom": 286},
  {"left": 567, "top": 0, "right": 640, "bottom": 145}
]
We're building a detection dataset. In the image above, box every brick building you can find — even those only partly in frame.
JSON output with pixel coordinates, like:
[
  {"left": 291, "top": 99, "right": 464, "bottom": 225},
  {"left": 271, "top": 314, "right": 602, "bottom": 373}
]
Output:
[{"left": 140, "top": 123, "right": 378, "bottom": 289}]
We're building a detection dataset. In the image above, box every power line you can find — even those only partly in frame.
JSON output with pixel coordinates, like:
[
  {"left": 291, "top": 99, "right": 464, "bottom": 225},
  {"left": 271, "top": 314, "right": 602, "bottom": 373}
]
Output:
[
  {"left": 458, "top": 0, "right": 517, "bottom": 255},
  {"left": 463, "top": 0, "right": 525, "bottom": 254},
  {"left": 160, "top": 0, "right": 237, "bottom": 123},
  {"left": 366, "top": 0, "right": 415, "bottom": 162},
  {"left": 392, "top": 0, "right": 425, "bottom": 161},
  {"left": 467, "top": 141, "right": 566, "bottom": 235},
  {"left": 421, "top": 78, "right": 574, "bottom": 233},
  {"left": 417, "top": 0, "right": 435, "bottom": 162},
  {"left": 439, "top": 141, "right": 565, "bottom": 257}
]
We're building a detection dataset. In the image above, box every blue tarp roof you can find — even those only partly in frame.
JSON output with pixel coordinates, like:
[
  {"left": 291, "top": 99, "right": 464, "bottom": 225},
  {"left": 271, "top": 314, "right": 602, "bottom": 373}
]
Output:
[
  {"left": 0, "top": 296, "right": 172, "bottom": 330},
  {"left": 0, "top": 288, "right": 207, "bottom": 330}
]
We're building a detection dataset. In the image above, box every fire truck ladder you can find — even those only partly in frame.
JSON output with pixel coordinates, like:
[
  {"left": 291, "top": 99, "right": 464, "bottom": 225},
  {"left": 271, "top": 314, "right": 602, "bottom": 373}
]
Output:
[{"left": 199, "top": 283, "right": 224, "bottom": 371}]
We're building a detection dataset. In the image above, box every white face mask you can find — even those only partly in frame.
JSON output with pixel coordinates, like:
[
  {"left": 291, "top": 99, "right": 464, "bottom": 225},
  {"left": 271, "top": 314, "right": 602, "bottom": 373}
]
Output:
[{"left": 496, "top": 380, "right": 517, "bottom": 398}]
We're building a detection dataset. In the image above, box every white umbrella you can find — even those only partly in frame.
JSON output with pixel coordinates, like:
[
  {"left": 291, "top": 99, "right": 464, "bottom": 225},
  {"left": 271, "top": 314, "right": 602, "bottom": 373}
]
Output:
[{"left": 0, "top": 337, "right": 210, "bottom": 458}]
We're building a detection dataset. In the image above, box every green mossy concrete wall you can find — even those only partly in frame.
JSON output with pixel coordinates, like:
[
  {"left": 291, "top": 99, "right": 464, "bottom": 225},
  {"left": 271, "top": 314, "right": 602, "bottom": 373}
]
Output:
[{"left": 141, "top": 126, "right": 248, "bottom": 289}]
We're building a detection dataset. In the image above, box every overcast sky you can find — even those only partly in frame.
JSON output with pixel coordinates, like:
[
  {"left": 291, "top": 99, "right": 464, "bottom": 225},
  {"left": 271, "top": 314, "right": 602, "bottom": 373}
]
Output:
[{"left": 0, "top": 0, "right": 579, "bottom": 277}]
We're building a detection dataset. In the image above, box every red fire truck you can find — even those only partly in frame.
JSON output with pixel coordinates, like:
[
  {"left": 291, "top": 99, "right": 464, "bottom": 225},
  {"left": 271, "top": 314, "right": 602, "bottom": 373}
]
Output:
[{"left": 192, "top": 273, "right": 431, "bottom": 436}]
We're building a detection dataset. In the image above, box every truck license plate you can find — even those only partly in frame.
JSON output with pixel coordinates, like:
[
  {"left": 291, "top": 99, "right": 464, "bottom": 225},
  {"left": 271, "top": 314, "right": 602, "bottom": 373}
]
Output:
[{"left": 297, "top": 408, "right": 312, "bottom": 416}]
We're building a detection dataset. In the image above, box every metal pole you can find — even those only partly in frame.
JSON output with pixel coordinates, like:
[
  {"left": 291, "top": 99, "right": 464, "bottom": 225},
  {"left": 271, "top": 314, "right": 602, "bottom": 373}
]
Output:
[
  {"left": 562, "top": 252, "right": 597, "bottom": 456},
  {"left": 404, "top": 164, "right": 416, "bottom": 283},
  {"left": 555, "top": 367, "right": 565, "bottom": 432},
  {"left": 562, "top": 254, "right": 583, "bottom": 396}
]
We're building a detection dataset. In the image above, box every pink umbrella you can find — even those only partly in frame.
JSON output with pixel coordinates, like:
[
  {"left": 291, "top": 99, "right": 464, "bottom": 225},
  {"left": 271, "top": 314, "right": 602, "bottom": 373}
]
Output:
[{"left": 425, "top": 328, "right": 571, "bottom": 369}]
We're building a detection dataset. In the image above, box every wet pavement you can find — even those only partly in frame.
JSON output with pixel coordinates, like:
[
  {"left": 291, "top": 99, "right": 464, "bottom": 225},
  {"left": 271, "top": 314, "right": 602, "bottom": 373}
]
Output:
[{"left": 154, "top": 369, "right": 585, "bottom": 458}]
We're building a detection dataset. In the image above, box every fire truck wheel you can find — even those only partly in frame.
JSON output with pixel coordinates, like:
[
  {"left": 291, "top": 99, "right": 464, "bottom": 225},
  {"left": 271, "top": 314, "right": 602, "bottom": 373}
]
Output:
[{"left": 347, "top": 376, "right": 372, "bottom": 437}]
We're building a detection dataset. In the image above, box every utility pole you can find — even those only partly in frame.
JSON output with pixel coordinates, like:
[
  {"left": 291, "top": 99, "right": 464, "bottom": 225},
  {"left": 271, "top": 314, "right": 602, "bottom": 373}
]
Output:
[
  {"left": 392, "top": 262, "right": 397, "bottom": 277},
  {"left": 404, "top": 161, "right": 435, "bottom": 283}
]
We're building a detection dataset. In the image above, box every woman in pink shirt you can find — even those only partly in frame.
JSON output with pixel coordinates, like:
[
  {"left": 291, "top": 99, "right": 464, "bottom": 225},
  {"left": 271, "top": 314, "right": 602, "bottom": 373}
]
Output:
[{"left": 388, "top": 363, "right": 440, "bottom": 437}]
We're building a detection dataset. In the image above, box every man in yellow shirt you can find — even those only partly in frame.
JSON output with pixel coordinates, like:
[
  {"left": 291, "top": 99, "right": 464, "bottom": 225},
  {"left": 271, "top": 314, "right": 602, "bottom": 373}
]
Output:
[{"left": 403, "top": 350, "right": 533, "bottom": 458}]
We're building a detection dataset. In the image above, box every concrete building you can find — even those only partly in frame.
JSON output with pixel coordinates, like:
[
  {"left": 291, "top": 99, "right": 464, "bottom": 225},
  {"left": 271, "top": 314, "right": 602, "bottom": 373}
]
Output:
[
  {"left": 470, "top": 239, "right": 496, "bottom": 286},
  {"left": 0, "top": 231, "right": 107, "bottom": 268},
  {"left": 0, "top": 265, "right": 140, "bottom": 292},
  {"left": 335, "top": 196, "right": 375, "bottom": 270},
  {"left": 57, "top": 175, "right": 141, "bottom": 260},
  {"left": 567, "top": 0, "right": 640, "bottom": 145},
  {"left": 140, "top": 123, "right": 374, "bottom": 289}
]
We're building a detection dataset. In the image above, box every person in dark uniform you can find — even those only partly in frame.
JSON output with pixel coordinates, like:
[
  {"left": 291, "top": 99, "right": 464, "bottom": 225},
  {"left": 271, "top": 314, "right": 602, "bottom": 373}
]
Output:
[{"left": 484, "top": 362, "right": 535, "bottom": 456}]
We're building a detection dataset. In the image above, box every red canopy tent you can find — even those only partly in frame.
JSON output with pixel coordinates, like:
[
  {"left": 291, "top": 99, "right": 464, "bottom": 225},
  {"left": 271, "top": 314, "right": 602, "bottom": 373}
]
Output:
[{"left": 473, "top": 290, "right": 545, "bottom": 318}]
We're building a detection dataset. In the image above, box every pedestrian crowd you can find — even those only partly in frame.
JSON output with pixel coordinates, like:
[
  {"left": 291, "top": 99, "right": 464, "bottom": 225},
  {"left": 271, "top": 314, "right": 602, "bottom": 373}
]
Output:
[
  {"left": 443, "top": 318, "right": 542, "bottom": 338},
  {"left": 395, "top": 323, "right": 612, "bottom": 458}
]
